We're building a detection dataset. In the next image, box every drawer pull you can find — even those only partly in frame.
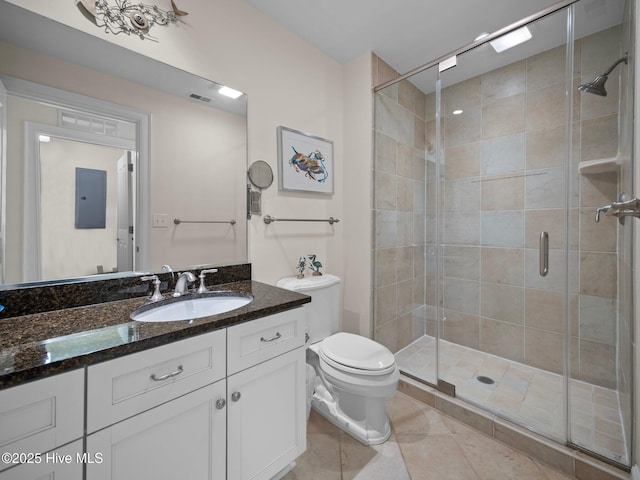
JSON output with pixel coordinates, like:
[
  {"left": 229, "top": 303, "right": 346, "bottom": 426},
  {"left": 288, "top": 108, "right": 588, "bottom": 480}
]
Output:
[
  {"left": 260, "top": 332, "right": 282, "bottom": 343},
  {"left": 216, "top": 398, "right": 226, "bottom": 410},
  {"left": 231, "top": 391, "right": 241, "bottom": 402},
  {"left": 150, "top": 365, "right": 184, "bottom": 382}
]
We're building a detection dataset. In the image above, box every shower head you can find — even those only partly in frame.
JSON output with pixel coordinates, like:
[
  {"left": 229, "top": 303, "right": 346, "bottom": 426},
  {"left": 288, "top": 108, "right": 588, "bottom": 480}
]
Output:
[
  {"left": 578, "top": 74, "right": 609, "bottom": 96},
  {"left": 578, "top": 53, "right": 628, "bottom": 96}
]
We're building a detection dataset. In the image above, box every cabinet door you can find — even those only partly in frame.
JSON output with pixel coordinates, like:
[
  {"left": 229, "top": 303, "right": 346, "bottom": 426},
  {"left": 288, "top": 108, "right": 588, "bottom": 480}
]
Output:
[
  {"left": 0, "top": 369, "right": 84, "bottom": 471},
  {"left": 227, "top": 348, "right": 306, "bottom": 480},
  {"left": 87, "top": 380, "right": 226, "bottom": 480},
  {"left": 0, "top": 440, "right": 83, "bottom": 480}
]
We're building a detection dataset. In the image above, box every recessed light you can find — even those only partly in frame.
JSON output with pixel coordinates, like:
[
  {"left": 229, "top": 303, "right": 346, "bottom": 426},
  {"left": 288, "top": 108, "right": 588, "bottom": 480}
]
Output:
[
  {"left": 452, "top": 109, "right": 463, "bottom": 115},
  {"left": 218, "top": 86, "right": 243, "bottom": 99},
  {"left": 489, "top": 26, "right": 532, "bottom": 53}
]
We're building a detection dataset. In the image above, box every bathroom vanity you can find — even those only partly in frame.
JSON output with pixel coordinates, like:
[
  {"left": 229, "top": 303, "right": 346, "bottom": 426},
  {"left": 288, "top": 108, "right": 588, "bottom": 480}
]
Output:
[{"left": 0, "top": 270, "right": 310, "bottom": 480}]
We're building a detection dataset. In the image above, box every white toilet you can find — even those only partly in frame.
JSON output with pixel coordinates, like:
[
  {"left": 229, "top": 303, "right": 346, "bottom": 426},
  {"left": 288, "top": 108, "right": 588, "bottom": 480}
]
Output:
[{"left": 276, "top": 274, "right": 399, "bottom": 445}]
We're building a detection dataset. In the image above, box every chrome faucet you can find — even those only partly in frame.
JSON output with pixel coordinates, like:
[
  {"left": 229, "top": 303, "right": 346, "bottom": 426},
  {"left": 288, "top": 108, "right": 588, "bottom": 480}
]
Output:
[{"left": 174, "top": 271, "right": 196, "bottom": 297}]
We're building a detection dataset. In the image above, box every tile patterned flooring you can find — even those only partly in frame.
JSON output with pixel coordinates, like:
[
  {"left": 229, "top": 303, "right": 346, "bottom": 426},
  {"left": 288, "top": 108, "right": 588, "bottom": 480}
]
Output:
[
  {"left": 284, "top": 392, "right": 576, "bottom": 480},
  {"left": 395, "top": 336, "right": 628, "bottom": 465}
]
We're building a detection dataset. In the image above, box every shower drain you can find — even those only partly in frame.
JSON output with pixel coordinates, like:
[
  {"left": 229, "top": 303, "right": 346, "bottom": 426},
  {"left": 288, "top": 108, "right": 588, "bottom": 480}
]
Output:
[{"left": 476, "top": 375, "right": 495, "bottom": 385}]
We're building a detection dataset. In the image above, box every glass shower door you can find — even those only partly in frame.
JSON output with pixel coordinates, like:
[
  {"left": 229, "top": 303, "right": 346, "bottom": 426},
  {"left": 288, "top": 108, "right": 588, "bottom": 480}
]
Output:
[{"left": 435, "top": 6, "right": 572, "bottom": 445}]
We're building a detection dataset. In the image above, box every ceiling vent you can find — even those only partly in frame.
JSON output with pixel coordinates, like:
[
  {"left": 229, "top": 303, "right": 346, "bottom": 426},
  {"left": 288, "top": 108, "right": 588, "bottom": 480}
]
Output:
[{"left": 189, "top": 93, "right": 212, "bottom": 103}]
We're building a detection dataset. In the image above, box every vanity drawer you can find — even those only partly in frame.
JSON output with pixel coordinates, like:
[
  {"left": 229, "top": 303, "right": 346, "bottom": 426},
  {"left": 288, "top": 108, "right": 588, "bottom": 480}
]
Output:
[
  {"left": 87, "top": 328, "right": 226, "bottom": 433},
  {"left": 0, "top": 369, "right": 84, "bottom": 472},
  {"left": 227, "top": 307, "right": 305, "bottom": 374}
]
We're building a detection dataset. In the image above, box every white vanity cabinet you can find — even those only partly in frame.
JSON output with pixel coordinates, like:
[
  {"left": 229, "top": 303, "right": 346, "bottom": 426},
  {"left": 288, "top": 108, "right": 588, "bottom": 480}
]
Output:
[
  {"left": 226, "top": 308, "right": 307, "bottom": 480},
  {"left": 86, "top": 329, "right": 227, "bottom": 480},
  {"left": 0, "top": 306, "right": 307, "bottom": 480},
  {"left": 0, "top": 368, "right": 84, "bottom": 476}
]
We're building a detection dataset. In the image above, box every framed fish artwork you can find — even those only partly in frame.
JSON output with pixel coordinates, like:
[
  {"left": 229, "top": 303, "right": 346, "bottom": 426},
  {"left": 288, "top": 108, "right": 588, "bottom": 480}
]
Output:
[{"left": 277, "top": 126, "right": 334, "bottom": 194}]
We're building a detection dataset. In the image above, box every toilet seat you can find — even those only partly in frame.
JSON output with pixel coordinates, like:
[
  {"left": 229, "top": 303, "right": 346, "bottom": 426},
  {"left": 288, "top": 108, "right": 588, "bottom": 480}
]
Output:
[{"left": 318, "top": 332, "right": 396, "bottom": 376}]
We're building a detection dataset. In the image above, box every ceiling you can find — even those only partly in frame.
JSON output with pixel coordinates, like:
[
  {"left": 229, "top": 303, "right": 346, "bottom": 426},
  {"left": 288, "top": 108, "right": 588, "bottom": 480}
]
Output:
[{"left": 245, "top": 0, "right": 625, "bottom": 90}]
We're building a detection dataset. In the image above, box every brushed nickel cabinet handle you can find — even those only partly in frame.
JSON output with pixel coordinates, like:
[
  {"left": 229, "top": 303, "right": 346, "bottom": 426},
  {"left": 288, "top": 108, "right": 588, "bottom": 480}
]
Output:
[
  {"left": 260, "top": 332, "right": 282, "bottom": 343},
  {"left": 150, "top": 365, "right": 184, "bottom": 382}
]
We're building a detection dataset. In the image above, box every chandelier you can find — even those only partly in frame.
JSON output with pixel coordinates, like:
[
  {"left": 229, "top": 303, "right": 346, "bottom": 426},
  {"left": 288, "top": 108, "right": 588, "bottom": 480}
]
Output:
[{"left": 76, "top": 0, "right": 188, "bottom": 40}]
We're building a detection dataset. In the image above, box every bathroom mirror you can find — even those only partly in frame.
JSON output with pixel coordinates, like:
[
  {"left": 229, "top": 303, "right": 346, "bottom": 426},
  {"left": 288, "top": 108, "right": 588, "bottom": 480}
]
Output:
[
  {"left": 0, "top": 1, "right": 248, "bottom": 288},
  {"left": 248, "top": 160, "right": 274, "bottom": 189}
]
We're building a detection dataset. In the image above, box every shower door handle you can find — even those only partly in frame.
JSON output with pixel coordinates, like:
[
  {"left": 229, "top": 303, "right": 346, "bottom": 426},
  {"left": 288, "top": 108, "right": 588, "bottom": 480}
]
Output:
[{"left": 539, "top": 232, "right": 549, "bottom": 277}]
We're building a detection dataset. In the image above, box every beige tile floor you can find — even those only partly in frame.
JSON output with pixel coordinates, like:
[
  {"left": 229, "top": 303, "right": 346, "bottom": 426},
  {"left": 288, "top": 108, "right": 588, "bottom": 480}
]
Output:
[
  {"left": 284, "top": 392, "right": 576, "bottom": 480},
  {"left": 396, "top": 336, "right": 628, "bottom": 465}
]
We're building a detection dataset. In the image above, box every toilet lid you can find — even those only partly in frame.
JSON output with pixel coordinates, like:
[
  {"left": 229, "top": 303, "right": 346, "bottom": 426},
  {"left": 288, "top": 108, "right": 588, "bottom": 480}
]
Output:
[{"left": 319, "top": 332, "right": 395, "bottom": 372}]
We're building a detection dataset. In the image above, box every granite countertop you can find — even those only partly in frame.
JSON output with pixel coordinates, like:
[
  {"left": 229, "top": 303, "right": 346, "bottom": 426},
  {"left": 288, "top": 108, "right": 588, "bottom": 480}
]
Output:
[{"left": 0, "top": 280, "right": 310, "bottom": 389}]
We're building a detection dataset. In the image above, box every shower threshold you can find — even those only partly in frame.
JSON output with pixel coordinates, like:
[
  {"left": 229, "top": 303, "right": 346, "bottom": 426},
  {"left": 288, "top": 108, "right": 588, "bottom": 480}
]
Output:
[{"left": 395, "top": 335, "right": 628, "bottom": 466}]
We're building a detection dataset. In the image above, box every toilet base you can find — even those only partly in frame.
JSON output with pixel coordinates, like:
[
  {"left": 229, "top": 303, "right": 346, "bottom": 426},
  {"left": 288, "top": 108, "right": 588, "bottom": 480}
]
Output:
[{"left": 310, "top": 383, "right": 392, "bottom": 445}]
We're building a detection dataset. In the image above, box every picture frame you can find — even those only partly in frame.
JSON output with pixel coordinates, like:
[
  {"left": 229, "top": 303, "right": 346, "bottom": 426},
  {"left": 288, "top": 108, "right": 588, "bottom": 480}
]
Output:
[{"left": 277, "top": 125, "right": 334, "bottom": 194}]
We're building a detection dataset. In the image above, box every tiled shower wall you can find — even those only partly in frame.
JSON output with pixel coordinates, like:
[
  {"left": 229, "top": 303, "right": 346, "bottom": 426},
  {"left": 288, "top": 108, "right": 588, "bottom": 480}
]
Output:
[
  {"left": 373, "top": 25, "right": 624, "bottom": 390},
  {"left": 372, "top": 54, "right": 428, "bottom": 353}
]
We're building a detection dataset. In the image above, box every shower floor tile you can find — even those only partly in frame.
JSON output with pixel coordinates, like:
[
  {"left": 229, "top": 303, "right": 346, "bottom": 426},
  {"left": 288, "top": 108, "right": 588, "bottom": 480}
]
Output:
[{"left": 395, "top": 335, "right": 628, "bottom": 465}]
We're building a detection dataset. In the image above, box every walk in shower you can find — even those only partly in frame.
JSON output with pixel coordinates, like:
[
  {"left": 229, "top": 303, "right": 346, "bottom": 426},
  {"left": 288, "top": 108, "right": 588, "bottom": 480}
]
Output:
[{"left": 373, "top": 0, "right": 634, "bottom": 468}]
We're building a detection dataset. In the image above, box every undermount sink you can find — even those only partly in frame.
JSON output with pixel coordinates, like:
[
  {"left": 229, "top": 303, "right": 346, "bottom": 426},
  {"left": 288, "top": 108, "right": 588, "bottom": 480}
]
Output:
[{"left": 131, "top": 293, "right": 253, "bottom": 322}]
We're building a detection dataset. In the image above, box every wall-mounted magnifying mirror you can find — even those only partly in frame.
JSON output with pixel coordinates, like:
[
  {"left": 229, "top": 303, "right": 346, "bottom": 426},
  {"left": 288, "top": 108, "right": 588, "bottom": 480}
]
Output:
[
  {"left": 247, "top": 160, "right": 274, "bottom": 219},
  {"left": 248, "top": 160, "right": 274, "bottom": 189}
]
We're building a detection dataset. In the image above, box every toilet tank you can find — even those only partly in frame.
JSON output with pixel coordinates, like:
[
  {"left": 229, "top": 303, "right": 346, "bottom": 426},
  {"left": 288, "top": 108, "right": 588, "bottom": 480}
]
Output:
[{"left": 276, "top": 274, "right": 341, "bottom": 344}]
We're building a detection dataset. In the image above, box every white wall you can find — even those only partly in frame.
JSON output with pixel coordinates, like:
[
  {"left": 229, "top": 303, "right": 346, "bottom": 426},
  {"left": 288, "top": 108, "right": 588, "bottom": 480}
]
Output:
[
  {"left": 343, "top": 52, "right": 374, "bottom": 335},
  {"left": 7, "top": 0, "right": 374, "bottom": 336},
  {"left": 8, "top": 0, "right": 344, "bottom": 283}
]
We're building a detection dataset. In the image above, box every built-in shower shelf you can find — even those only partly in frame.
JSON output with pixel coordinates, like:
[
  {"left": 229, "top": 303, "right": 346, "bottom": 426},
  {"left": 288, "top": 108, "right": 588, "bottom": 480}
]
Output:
[{"left": 578, "top": 157, "right": 619, "bottom": 174}]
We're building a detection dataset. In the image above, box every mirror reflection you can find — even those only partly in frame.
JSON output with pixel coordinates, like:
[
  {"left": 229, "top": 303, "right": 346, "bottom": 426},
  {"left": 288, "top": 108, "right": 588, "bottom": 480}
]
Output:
[{"left": 0, "top": 1, "right": 248, "bottom": 287}]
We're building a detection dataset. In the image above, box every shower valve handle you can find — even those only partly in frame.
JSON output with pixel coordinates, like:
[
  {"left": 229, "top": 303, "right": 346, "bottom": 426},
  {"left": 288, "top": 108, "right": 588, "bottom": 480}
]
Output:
[
  {"left": 596, "top": 195, "right": 640, "bottom": 223},
  {"left": 595, "top": 205, "right": 611, "bottom": 223}
]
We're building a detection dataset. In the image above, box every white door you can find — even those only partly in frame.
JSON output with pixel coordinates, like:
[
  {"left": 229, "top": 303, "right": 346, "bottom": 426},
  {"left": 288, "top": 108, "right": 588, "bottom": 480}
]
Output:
[
  {"left": 87, "top": 380, "right": 226, "bottom": 480},
  {"left": 227, "top": 348, "right": 306, "bottom": 480},
  {"left": 116, "top": 151, "right": 134, "bottom": 272}
]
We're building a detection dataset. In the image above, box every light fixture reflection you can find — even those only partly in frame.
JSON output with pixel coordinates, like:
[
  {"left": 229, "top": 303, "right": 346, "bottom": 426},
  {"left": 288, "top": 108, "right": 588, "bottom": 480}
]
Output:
[
  {"left": 452, "top": 109, "right": 463, "bottom": 115},
  {"left": 218, "top": 86, "right": 243, "bottom": 99},
  {"left": 38, "top": 135, "right": 51, "bottom": 142},
  {"left": 490, "top": 26, "right": 532, "bottom": 53}
]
